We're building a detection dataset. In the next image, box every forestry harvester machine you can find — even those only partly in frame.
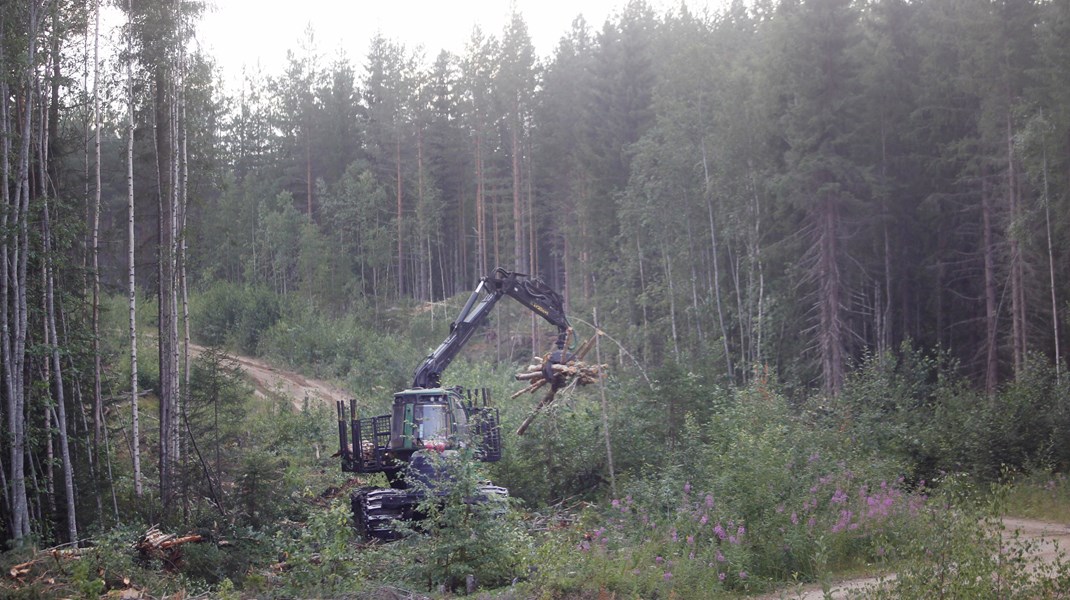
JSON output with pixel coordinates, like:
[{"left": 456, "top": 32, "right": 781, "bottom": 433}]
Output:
[{"left": 335, "top": 268, "right": 604, "bottom": 539}]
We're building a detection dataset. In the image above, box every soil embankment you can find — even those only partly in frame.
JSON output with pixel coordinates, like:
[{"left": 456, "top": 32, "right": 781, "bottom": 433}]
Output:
[{"left": 189, "top": 343, "right": 350, "bottom": 410}]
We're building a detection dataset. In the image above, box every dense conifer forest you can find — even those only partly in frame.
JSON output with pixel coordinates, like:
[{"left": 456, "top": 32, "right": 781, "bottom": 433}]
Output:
[{"left": 2, "top": 0, "right": 1070, "bottom": 597}]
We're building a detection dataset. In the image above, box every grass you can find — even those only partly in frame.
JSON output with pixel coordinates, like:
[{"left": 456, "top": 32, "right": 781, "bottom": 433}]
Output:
[{"left": 1002, "top": 473, "right": 1070, "bottom": 522}]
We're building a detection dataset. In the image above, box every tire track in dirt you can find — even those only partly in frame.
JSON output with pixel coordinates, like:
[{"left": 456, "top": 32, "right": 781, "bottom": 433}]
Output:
[{"left": 189, "top": 343, "right": 351, "bottom": 410}]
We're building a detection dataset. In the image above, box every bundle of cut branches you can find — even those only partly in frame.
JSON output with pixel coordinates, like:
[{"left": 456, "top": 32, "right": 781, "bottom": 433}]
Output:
[
  {"left": 135, "top": 525, "right": 204, "bottom": 565},
  {"left": 513, "top": 332, "right": 607, "bottom": 435}
]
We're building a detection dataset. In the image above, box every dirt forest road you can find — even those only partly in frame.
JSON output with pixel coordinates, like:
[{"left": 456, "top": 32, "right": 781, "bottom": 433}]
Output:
[
  {"left": 763, "top": 517, "right": 1070, "bottom": 599},
  {"left": 189, "top": 343, "right": 351, "bottom": 410}
]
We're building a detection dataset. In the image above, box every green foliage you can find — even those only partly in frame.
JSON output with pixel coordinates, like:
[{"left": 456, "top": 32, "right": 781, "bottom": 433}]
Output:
[
  {"left": 1002, "top": 472, "right": 1070, "bottom": 523},
  {"left": 394, "top": 448, "right": 533, "bottom": 592},
  {"left": 869, "top": 488, "right": 1070, "bottom": 599},
  {"left": 272, "top": 499, "right": 364, "bottom": 597},
  {"left": 191, "top": 280, "right": 281, "bottom": 354}
]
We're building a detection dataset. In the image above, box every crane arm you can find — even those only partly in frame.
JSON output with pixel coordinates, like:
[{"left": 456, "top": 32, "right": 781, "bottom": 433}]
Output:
[{"left": 411, "top": 268, "right": 570, "bottom": 389}]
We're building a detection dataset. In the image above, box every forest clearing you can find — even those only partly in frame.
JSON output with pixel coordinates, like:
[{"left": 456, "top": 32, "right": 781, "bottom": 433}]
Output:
[{"left": 3, "top": 0, "right": 1070, "bottom": 597}]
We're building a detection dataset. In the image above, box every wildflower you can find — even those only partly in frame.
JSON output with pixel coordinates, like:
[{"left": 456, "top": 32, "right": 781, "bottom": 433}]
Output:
[
  {"left": 612, "top": 499, "right": 620, "bottom": 508},
  {"left": 689, "top": 551, "right": 695, "bottom": 560},
  {"left": 713, "top": 523, "right": 726, "bottom": 539},
  {"left": 809, "top": 451, "right": 820, "bottom": 463},
  {"left": 716, "top": 550, "right": 725, "bottom": 562},
  {"left": 671, "top": 529, "right": 678, "bottom": 542},
  {"left": 663, "top": 572, "right": 673, "bottom": 581},
  {"left": 737, "top": 525, "right": 746, "bottom": 536},
  {"left": 700, "top": 514, "right": 708, "bottom": 525},
  {"left": 739, "top": 570, "right": 748, "bottom": 580},
  {"left": 719, "top": 572, "right": 726, "bottom": 582},
  {"left": 655, "top": 556, "right": 664, "bottom": 565},
  {"left": 831, "top": 489, "right": 847, "bottom": 504},
  {"left": 705, "top": 494, "right": 715, "bottom": 508},
  {"left": 686, "top": 535, "right": 694, "bottom": 545},
  {"left": 684, "top": 481, "right": 692, "bottom": 494},
  {"left": 791, "top": 512, "right": 799, "bottom": 525}
]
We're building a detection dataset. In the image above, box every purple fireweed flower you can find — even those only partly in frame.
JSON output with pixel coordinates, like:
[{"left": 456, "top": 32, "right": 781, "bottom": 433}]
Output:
[
  {"left": 791, "top": 512, "right": 799, "bottom": 525},
  {"left": 684, "top": 481, "right": 692, "bottom": 494},
  {"left": 737, "top": 525, "right": 746, "bottom": 536},
  {"left": 809, "top": 451, "right": 820, "bottom": 463},
  {"left": 705, "top": 494, "right": 715, "bottom": 508},
  {"left": 719, "top": 572, "right": 726, "bottom": 582},
  {"left": 776, "top": 504, "right": 785, "bottom": 514},
  {"left": 713, "top": 523, "right": 727, "bottom": 540},
  {"left": 729, "top": 535, "right": 738, "bottom": 544},
  {"left": 689, "top": 551, "right": 695, "bottom": 560},
  {"left": 664, "top": 572, "right": 673, "bottom": 581},
  {"left": 716, "top": 550, "right": 725, "bottom": 562},
  {"left": 655, "top": 556, "right": 664, "bottom": 564},
  {"left": 612, "top": 499, "right": 620, "bottom": 508},
  {"left": 831, "top": 489, "right": 847, "bottom": 504},
  {"left": 686, "top": 535, "right": 694, "bottom": 545},
  {"left": 700, "top": 514, "right": 708, "bottom": 525},
  {"left": 739, "top": 570, "right": 748, "bottom": 580},
  {"left": 671, "top": 529, "right": 678, "bottom": 542}
]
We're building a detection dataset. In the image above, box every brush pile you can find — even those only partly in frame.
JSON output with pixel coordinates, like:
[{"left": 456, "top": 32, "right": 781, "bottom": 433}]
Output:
[{"left": 512, "top": 332, "right": 607, "bottom": 435}]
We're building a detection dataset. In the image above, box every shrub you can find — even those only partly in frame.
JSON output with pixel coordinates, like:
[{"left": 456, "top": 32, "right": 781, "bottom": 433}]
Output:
[
  {"left": 393, "top": 447, "right": 533, "bottom": 592},
  {"left": 191, "top": 280, "right": 280, "bottom": 354}
]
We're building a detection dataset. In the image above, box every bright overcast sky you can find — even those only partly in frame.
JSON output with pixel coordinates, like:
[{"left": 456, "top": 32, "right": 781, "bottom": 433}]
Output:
[{"left": 195, "top": 0, "right": 716, "bottom": 83}]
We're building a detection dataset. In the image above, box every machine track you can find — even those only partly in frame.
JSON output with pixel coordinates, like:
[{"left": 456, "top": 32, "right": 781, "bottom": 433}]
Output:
[{"left": 351, "top": 483, "right": 509, "bottom": 540}]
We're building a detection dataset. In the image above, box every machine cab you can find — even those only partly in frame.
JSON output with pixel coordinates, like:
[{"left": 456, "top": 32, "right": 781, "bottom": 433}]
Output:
[{"left": 388, "top": 389, "right": 469, "bottom": 452}]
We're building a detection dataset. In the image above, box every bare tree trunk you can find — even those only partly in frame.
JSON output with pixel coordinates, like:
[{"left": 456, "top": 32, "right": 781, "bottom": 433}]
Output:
[
  {"left": 178, "top": 32, "right": 192, "bottom": 520},
  {"left": 396, "top": 125, "right": 404, "bottom": 297},
  {"left": 155, "top": 62, "right": 176, "bottom": 507},
  {"left": 818, "top": 194, "right": 844, "bottom": 396},
  {"left": 663, "top": 245, "right": 680, "bottom": 361},
  {"left": 44, "top": 197, "right": 79, "bottom": 545},
  {"left": 701, "top": 139, "right": 733, "bottom": 379},
  {"left": 636, "top": 236, "right": 649, "bottom": 364},
  {"left": 981, "top": 168, "right": 999, "bottom": 396},
  {"left": 475, "top": 134, "right": 486, "bottom": 276},
  {"left": 512, "top": 114, "right": 524, "bottom": 273},
  {"left": 1040, "top": 116, "right": 1061, "bottom": 384},
  {"left": 2, "top": 2, "right": 39, "bottom": 542},
  {"left": 1007, "top": 113, "right": 1026, "bottom": 376},
  {"left": 126, "top": 0, "right": 143, "bottom": 496},
  {"left": 593, "top": 309, "right": 615, "bottom": 498},
  {"left": 91, "top": 0, "right": 103, "bottom": 458}
]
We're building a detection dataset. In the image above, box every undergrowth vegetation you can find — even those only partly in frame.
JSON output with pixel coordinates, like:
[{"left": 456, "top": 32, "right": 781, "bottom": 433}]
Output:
[{"left": 6, "top": 289, "right": 1070, "bottom": 599}]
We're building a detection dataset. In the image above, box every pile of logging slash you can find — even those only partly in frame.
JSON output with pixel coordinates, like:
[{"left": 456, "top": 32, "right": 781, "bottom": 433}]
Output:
[{"left": 513, "top": 331, "right": 607, "bottom": 436}]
